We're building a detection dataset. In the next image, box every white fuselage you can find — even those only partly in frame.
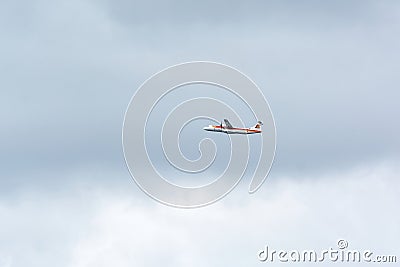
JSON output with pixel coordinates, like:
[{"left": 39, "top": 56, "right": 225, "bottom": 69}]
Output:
[{"left": 203, "top": 125, "right": 261, "bottom": 134}]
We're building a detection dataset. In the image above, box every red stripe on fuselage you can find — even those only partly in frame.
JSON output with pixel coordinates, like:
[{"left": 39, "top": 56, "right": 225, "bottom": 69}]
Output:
[{"left": 212, "top": 126, "right": 261, "bottom": 133}]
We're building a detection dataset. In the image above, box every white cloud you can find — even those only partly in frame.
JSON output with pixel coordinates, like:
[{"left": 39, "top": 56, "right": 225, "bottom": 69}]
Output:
[
  {"left": 1, "top": 161, "right": 398, "bottom": 267},
  {"left": 62, "top": 160, "right": 400, "bottom": 266}
]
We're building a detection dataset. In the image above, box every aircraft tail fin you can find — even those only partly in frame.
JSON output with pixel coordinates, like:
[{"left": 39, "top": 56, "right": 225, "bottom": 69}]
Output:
[
  {"left": 252, "top": 121, "right": 263, "bottom": 129},
  {"left": 223, "top": 119, "right": 233, "bottom": 128}
]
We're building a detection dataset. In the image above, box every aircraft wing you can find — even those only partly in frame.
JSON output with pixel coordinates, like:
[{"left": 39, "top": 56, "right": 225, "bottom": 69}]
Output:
[{"left": 224, "top": 119, "right": 233, "bottom": 128}]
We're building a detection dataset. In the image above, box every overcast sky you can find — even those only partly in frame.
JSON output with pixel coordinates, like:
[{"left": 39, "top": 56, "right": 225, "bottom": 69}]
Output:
[{"left": 0, "top": 1, "right": 399, "bottom": 266}]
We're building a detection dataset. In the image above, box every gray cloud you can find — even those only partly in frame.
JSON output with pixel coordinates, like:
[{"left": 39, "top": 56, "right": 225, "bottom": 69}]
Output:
[
  {"left": 1, "top": 0, "right": 399, "bottom": 186},
  {"left": 0, "top": 3, "right": 399, "bottom": 265}
]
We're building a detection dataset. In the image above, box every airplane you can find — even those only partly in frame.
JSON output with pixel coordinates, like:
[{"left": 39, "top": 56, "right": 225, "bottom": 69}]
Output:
[{"left": 203, "top": 119, "right": 263, "bottom": 134}]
